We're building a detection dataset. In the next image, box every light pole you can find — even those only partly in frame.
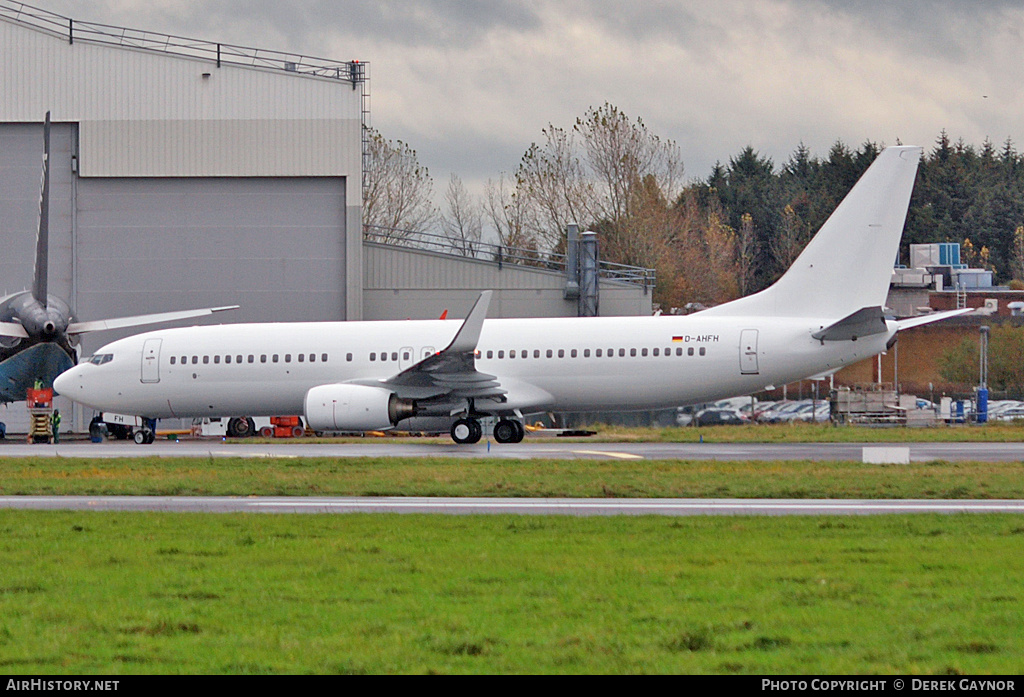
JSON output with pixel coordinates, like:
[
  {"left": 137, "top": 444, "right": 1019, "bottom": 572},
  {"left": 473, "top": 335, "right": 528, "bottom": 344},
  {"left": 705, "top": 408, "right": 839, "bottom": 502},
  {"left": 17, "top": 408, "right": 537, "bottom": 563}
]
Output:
[{"left": 978, "top": 325, "right": 990, "bottom": 424}]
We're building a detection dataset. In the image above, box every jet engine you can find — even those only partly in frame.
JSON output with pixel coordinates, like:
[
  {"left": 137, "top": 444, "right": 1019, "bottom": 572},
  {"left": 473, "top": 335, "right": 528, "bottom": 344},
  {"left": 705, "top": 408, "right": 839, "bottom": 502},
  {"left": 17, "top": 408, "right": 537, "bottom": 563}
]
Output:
[{"left": 304, "top": 384, "right": 416, "bottom": 432}]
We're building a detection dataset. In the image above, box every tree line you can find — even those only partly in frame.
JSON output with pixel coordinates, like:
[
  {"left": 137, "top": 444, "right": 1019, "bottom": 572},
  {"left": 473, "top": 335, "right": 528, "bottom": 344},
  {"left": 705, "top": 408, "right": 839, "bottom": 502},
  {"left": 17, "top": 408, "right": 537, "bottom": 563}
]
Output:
[{"left": 363, "top": 104, "right": 1024, "bottom": 311}]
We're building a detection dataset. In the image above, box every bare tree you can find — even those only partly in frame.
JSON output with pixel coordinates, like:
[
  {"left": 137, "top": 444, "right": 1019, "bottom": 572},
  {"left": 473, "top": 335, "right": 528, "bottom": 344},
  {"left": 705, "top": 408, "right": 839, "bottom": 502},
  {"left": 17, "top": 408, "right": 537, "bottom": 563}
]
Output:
[
  {"left": 440, "top": 173, "right": 483, "bottom": 256},
  {"left": 771, "top": 204, "right": 807, "bottom": 272},
  {"left": 362, "top": 127, "right": 437, "bottom": 242},
  {"left": 514, "top": 125, "right": 597, "bottom": 250},
  {"left": 484, "top": 173, "right": 536, "bottom": 252},
  {"left": 574, "top": 103, "right": 685, "bottom": 227},
  {"left": 737, "top": 212, "right": 757, "bottom": 296},
  {"left": 1009, "top": 226, "right": 1024, "bottom": 283}
]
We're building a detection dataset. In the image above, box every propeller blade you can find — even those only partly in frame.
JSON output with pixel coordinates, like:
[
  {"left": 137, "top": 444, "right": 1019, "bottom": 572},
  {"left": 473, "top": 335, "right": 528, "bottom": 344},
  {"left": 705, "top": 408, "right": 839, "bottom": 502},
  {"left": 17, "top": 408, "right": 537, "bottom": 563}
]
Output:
[{"left": 66, "top": 305, "right": 239, "bottom": 335}]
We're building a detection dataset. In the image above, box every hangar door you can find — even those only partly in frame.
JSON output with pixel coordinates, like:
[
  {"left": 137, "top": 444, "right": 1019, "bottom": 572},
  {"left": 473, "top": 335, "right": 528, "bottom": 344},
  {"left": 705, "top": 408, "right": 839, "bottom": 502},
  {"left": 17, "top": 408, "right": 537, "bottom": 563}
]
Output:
[{"left": 74, "top": 177, "right": 348, "bottom": 335}]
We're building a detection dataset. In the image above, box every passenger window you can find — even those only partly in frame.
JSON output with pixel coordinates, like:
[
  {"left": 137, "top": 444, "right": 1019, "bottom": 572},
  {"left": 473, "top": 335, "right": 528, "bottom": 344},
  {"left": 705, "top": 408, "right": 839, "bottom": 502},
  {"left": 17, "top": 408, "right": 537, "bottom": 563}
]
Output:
[
  {"left": 391, "top": 352, "right": 398, "bottom": 362},
  {"left": 619, "top": 349, "right": 625, "bottom": 357},
  {"left": 498, "top": 351, "right": 505, "bottom": 359},
  {"left": 310, "top": 354, "right": 316, "bottom": 362},
  {"left": 298, "top": 354, "right": 304, "bottom": 362},
  {"left": 260, "top": 355, "right": 267, "bottom": 363},
  {"left": 402, "top": 352, "right": 410, "bottom": 361},
  {"left": 346, "top": 353, "right": 352, "bottom": 362},
  {"left": 192, "top": 356, "right": 199, "bottom": 365},
  {"left": 676, "top": 348, "right": 683, "bottom": 356},
  {"left": 571, "top": 349, "right": 578, "bottom": 358},
  {"left": 688, "top": 347, "right": 694, "bottom": 356},
  {"left": 641, "top": 348, "right": 648, "bottom": 357},
  {"left": 630, "top": 348, "right": 637, "bottom": 357},
  {"left": 534, "top": 350, "right": 540, "bottom": 358},
  {"left": 596, "top": 349, "right": 602, "bottom": 357},
  {"left": 584, "top": 349, "right": 590, "bottom": 358},
  {"left": 248, "top": 355, "right": 255, "bottom": 363},
  {"left": 558, "top": 349, "right": 565, "bottom": 358},
  {"left": 653, "top": 348, "right": 659, "bottom": 356},
  {"left": 237, "top": 355, "right": 242, "bottom": 364},
  {"left": 181, "top": 356, "right": 187, "bottom": 364},
  {"left": 203, "top": 356, "right": 210, "bottom": 364},
  {"left": 224, "top": 355, "right": 230, "bottom": 364},
  {"left": 510, "top": 350, "right": 516, "bottom": 359},
  {"left": 522, "top": 350, "right": 527, "bottom": 359},
  {"left": 699, "top": 347, "right": 706, "bottom": 356},
  {"left": 322, "top": 354, "right": 328, "bottom": 362},
  {"left": 170, "top": 356, "right": 176, "bottom": 365},
  {"left": 486, "top": 350, "right": 493, "bottom": 359},
  {"left": 546, "top": 349, "right": 553, "bottom": 358},
  {"left": 273, "top": 354, "right": 279, "bottom": 363}
]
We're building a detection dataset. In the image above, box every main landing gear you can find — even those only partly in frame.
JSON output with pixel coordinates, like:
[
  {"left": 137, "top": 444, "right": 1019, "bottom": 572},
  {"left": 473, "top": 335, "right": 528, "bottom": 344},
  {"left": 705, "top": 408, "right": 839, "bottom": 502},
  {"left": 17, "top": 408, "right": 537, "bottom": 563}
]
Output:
[{"left": 449, "top": 417, "right": 525, "bottom": 445}]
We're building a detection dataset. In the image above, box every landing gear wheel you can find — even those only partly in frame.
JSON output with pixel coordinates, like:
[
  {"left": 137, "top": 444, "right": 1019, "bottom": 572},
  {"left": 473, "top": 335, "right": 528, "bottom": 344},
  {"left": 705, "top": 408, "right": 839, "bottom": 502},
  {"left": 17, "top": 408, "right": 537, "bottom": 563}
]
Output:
[
  {"left": 493, "top": 419, "right": 522, "bottom": 444},
  {"left": 511, "top": 419, "right": 525, "bottom": 443},
  {"left": 134, "top": 429, "right": 155, "bottom": 445},
  {"left": 451, "top": 418, "right": 482, "bottom": 445},
  {"left": 227, "top": 417, "right": 256, "bottom": 438}
]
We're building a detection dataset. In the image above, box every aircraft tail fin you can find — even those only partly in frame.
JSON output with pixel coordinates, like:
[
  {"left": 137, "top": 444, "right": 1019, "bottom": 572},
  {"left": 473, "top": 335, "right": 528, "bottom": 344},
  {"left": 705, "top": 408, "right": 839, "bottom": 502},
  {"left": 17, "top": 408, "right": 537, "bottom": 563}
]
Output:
[
  {"left": 32, "top": 111, "right": 51, "bottom": 307},
  {"left": 702, "top": 145, "right": 923, "bottom": 320}
]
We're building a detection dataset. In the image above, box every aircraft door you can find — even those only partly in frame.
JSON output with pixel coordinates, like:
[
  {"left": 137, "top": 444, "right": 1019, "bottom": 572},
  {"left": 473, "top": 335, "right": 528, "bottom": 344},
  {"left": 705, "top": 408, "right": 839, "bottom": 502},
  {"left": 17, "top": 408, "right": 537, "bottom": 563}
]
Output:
[
  {"left": 400, "top": 346, "right": 415, "bottom": 370},
  {"left": 739, "top": 329, "right": 759, "bottom": 375},
  {"left": 141, "top": 338, "right": 162, "bottom": 383}
]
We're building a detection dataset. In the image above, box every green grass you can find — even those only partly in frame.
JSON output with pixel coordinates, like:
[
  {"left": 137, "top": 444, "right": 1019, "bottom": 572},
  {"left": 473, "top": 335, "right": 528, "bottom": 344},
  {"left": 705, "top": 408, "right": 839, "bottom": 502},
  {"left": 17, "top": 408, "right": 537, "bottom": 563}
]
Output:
[
  {"left": 0, "top": 511, "right": 1022, "bottom": 674},
  {"left": 2, "top": 456, "right": 1024, "bottom": 499}
]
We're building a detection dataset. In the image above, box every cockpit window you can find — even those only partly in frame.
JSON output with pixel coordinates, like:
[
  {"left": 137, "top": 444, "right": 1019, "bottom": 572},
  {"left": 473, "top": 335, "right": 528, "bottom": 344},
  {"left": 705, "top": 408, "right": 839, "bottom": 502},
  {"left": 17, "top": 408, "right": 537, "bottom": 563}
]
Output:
[{"left": 86, "top": 354, "right": 114, "bottom": 365}]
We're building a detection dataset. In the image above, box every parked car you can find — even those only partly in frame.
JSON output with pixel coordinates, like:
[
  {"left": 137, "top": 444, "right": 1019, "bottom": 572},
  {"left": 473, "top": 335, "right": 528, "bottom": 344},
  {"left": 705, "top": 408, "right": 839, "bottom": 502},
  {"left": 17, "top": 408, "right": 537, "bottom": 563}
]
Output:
[{"left": 693, "top": 408, "right": 748, "bottom": 426}]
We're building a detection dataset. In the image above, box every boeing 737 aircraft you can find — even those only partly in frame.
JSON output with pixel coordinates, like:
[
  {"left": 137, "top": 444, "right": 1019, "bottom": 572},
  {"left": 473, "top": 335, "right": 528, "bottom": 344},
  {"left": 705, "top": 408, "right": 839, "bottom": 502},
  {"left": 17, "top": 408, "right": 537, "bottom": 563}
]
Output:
[
  {"left": 54, "top": 145, "right": 968, "bottom": 444},
  {"left": 0, "top": 113, "right": 236, "bottom": 422}
]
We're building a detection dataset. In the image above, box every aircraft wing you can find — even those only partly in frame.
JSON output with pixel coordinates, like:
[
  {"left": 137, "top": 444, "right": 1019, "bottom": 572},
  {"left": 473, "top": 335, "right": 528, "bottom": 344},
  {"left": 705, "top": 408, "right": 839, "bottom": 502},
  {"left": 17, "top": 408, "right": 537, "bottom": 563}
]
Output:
[
  {"left": 350, "top": 291, "right": 507, "bottom": 402},
  {"left": 66, "top": 305, "right": 239, "bottom": 335}
]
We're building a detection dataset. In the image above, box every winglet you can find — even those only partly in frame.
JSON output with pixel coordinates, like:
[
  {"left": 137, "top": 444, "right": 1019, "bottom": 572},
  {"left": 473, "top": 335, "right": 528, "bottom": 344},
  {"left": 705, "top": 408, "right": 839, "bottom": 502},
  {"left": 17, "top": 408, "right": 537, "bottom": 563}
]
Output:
[
  {"left": 444, "top": 291, "right": 492, "bottom": 355},
  {"left": 32, "top": 111, "right": 51, "bottom": 307}
]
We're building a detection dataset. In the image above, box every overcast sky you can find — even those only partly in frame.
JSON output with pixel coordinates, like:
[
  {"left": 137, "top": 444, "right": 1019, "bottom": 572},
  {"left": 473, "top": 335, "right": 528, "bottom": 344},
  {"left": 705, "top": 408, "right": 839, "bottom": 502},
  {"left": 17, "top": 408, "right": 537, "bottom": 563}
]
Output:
[{"left": 30, "top": 0, "right": 1024, "bottom": 196}]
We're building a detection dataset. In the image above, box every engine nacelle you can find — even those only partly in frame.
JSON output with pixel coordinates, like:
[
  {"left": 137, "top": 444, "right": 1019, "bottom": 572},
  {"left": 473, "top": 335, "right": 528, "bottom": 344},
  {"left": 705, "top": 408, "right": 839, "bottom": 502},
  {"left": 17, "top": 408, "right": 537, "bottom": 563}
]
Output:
[{"left": 304, "top": 383, "right": 415, "bottom": 432}]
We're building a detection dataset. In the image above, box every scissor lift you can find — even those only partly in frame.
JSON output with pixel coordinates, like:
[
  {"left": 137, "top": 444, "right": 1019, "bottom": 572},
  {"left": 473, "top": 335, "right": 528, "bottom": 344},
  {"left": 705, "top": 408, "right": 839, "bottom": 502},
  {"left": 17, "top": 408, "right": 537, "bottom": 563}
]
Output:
[{"left": 26, "top": 388, "right": 54, "bottom": 444}]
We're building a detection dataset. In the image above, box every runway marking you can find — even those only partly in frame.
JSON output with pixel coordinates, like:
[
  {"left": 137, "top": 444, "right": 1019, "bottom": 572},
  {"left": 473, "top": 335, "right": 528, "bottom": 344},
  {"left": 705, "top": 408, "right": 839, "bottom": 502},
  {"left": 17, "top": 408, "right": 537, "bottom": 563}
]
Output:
[{"left": 572, "top": 450, "right": 644, "bottom": 460}]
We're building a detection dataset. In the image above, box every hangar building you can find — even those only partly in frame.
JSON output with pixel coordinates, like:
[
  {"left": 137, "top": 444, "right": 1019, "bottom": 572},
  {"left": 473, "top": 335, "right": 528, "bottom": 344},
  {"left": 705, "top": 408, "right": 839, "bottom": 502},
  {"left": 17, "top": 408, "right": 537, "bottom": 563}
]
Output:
[{"left": 0, "top": 2, "right": 652, "bottom": 433}]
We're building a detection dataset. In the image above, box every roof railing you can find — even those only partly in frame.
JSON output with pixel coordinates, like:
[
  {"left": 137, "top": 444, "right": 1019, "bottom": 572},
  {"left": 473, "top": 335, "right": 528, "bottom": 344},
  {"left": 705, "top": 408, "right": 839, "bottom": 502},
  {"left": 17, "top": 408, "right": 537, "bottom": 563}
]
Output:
[
  {"left": 0, "top": 0, "right": 365, "bottom": 84},
  {"left": 364, "top": 225, "right": 656, "bottom": 291}
]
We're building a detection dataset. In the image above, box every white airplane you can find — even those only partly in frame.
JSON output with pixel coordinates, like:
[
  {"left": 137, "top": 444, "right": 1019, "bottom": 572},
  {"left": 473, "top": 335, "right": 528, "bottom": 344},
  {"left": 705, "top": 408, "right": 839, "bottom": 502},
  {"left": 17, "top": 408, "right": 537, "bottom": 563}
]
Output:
[{"left": 54, "top": 145, "right": 968, "bottom": 444}]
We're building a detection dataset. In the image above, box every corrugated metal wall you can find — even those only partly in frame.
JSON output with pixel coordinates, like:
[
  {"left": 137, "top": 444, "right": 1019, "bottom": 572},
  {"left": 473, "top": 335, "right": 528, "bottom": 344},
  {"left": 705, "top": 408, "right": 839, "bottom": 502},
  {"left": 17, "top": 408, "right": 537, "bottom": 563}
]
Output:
[
  {"left": 1, "top": 19, "right": 361, "bottom": 199},
  {"left": 363, "top": 244, "right": 653, "bottom": 319}
]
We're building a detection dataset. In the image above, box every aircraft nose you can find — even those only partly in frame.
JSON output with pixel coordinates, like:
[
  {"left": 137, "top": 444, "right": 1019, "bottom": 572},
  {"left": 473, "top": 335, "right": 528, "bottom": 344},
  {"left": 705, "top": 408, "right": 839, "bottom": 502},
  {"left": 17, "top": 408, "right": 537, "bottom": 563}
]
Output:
[{"left": 53, "top": 369, "right": 82, "bottom": 398}]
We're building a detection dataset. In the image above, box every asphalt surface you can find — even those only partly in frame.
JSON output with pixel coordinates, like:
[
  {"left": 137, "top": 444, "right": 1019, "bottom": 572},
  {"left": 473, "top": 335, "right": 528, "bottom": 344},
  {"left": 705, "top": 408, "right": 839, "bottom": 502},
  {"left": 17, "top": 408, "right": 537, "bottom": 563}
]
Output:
[
  {"left": 0, "top": 437, "right": 1022, "bottom": 461},
  {"left": 2, "top": 436, "right": 1021, "bottom": 516},
  {"left": 1, "top": 496, "right": 1022, "bottom": 516}
]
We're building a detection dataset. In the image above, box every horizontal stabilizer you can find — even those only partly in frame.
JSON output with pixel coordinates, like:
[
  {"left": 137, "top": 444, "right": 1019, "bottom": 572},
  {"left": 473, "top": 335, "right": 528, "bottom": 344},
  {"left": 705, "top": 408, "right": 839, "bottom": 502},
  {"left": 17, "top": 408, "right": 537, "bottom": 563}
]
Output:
[
  {"left": 894, "top": 308, "right": 973, "bottom": 332},
  {"left": 812, "top": 307, "right": 888, "bottom": 342},
  {"left": 66, "top": 305, "right": 239, "bottom": 335}
]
